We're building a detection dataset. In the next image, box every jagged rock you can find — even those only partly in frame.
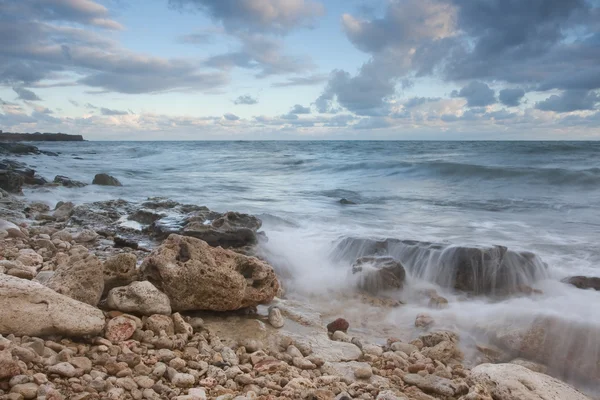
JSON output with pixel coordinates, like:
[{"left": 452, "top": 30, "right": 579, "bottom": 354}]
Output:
[
  {"left": 0, "top": 170, "right": 24, "bottom": 193},
  {"left": 181, "top": 211, "right": 262, "bottom": 248},
  {"left": 93, "top": 173, "right": 122, "bottom": 186},
  {"left": 52, "top": 202, "right": 74, "bottom": 222},
  {"left": 140, "top": 234, "right": 279, "bottom": 311},
  {"left": 45, "top": 252, "right": 104, "bottom": 306},
  {"left": 107, "top": 281, "right": 171, "bottom": 316},
  {"left": 468, "top": 363, "right": 590, "bottom": 400},
  {"left": 0, "top": 275, "right": 105, "bottom": 337},
  {"left": 74, "top": 229, "right": 98, "bottom": 243},
  {"left": 144, "top": 314, "right": 175, "bottom": 336},
  {"left": 0, "top": 260, "right": 36, "bottom": 280},
  {"left": 53, "top": 175, "right": 87, "bottom": 188},
  {"left": 0, "top": 219, "right": 25, "bottom": 239},
  {"left": 351, "top": 256, "right": 406, "bottom": 294},
  {"left": 128, "top": 210, "right": 165, "bottom": 225},
  {"left": 562, "top": 276, "right": 600, "bottom": 291},
  {"left": 403, "top": 374, "right": 458, "bottom": 397},
  {"left": 103, "top": 253, "right": 139, "bottom": 295},
  {"left": 114, "top": 236, "right": 139, "bottom": 249}
]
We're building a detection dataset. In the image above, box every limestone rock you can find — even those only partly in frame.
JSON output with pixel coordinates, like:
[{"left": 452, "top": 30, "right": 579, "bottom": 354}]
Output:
[
  {"left": 352, "top": 256, "right": 406, "bottom": 294},
  {"left": 107, "top": 281, "right": 171, "bottom": 315},
  {"left": 145, "top": 314, "right": 175, "bottom": 336},
  {"left": 52, "top": 202, "right": 75, "bottom": 222},
  {"left": 403, "top": 374, "right": 458, "bottom": 397},
  {"left": 268, "top": 307, "right": 284, "bottom": 328},
  {"left": 181, "top": 211, "right": 261, "bottom": 248},
  {"left": 74, "top": 229, "right": 98, "bottom": 243},
  {"left": 0, "top": 275, "right": 105, "bottom": 337},
  {"left": 563, "top": 276, "right": 600, "bottom": 291},
  {"left": 0, "top": 219, "right": 25, "bottom": 239},
  {"left": 54, "top": 175, "right": 87, "bottom": 188},
  {"left": 0, "top": 349, "right": 20, "bottom": 380},
  {"left": 93, "top": 173, "right": 122, "bottom": 186},
  {"left": 140, "top": 234, "right": 279, "bottom": 311},
  {"left": 45, "top": 252, "right": 104, "bottom": 306},
  {"left": 105, "top": 316, "right": 137, "bottom": 343},
  {"left": 103, "top": 253, "right": 139, "bottom": 295}
]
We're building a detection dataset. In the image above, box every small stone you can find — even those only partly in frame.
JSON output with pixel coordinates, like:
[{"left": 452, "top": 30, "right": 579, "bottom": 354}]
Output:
[
  {"left": 292, "top": 357, "right": 316, "bottom": 370},
  {"left": 134, "top": 376, "right": 155, "bottom": 389},
  {"left": 105, "top": 316, "right": 137, "bottom": 343},
  {"left": 415, "top": 313, "right": 434, "bottom": 329},
  {"left": 74, "top": 229, "right": 98, "bottom": 243},
  {"left": 144, "top": 314, "right": 175, "bottom": 336},
  {"left": 70, "top": 357, "right": 92, "bottom": 373},
  {"left": 354, "top": 365, "right": 373, "bottom": 380},
  {"left": 363, "top": 344, "right": 383, "bottom": 357},
  {"left": 332, "top": 331, "right": 350, "bottom": 342},
  {"left": 10, "top": 383, "right": 38, "bottom": 400},
  {"left": 48, "top": 362, "right": 77, "bottom": 378},
  {"left": 172, "top": 373, "right": 195, "bottom": 388},
  {"left": 391, "top": 342, "right": 418, "bottom": 355},
  {"left": 268, "top": 307, "right": 284, "bottom": 328},
  {"left": 327, "top": 318, "right": 349, "bottom": 333}
]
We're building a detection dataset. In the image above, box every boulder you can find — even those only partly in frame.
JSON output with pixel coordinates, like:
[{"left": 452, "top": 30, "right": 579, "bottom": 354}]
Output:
[
  {"left": 351, "top": 256, "right": 406, "bottom": 294},
  {"left": 140, "top": 234, "right": 279, "bottom": 311},
  {"left": 107, "top": 281, "right": 171, "bottom": 316},
  {"left": 0, "top": 170, "right": 24, "bottom": 193},
  {"left": 53, "top": 175, "right": 87, "bottom": 188},
  {"left": 467, "top": 363, "right": 590, "bottom": 400},
  {"left": 52, "top": 202, "right": 74, "bottom": 222},
  {"left": 128, "top": 209, "right": 165, "bottom": 225},
  {"left": 103, "top": 253, "right": 139, "bottom": 295},
  {"left": 0, "top": 275, "right": 105, "bottom": 337},
  {"left": 181, "top": 211, "right": 262, "bottom": 248},
  {"left": 93, "top": 173, "right": 122, "bottom": 186},
  {"left": 44, "top": 252, "right": 104, "bottom": 306},
  {"left": 0, "top": 219, "right": 25, "bottom": 239},
  {"left": 562, "top": 276, "right": 600, "bottom": 291}
]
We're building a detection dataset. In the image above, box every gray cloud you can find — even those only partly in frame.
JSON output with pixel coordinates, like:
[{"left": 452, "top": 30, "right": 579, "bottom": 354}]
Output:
[
  {"left": 451, "top": 81, "right": 496, "bottom": 107},
  {"left": 404, "top": 97, "right": 441, "bottom": 108},
  {"left": 13, "top": 86, "right": 42, "bottom": 101},
  {"left": 69, "top": 99, "right": 80, "bottom": 107},
  {"left": 100, "top": 107, "right": 129, "bottom": 116},
  {"left": 271, "top": 74, "right": 327, "bottom": 87},
  {"left": 169, "top": 0, "right": 325, "bottom": 34},
  {"left": 177, "top": 33, "right": 214, "bottom": 45},
  {"left": 290, "top": 104, "right": 311, "bottom": 114},
  {"left": 536, "top": 90, "right": 600, "bottom": 113},
  {"left": 223, "top": 113, "right": 240, "bottom": 121},
  {"left": 499, "top": 88, "right": 526, "bottom": 107},
  {"left": 234, "top": 95, "right": 258, "bottom": 105}
]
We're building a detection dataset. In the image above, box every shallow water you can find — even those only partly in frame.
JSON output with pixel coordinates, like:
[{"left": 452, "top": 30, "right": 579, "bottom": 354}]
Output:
[{"left": 20, "top": 140, "right": 600, "bottom": 391}]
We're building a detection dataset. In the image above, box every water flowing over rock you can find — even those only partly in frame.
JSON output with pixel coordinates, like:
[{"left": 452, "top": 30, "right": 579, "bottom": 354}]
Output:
[
  {"left": 44, "top": 252, "right": 104, "bottom": 306},
  {"left": 333, "top": 237, "right": 549, "bottom": 295},
  {"left": 0, "top": 275, "right": 105, "bottom": 337},
  {"left": 467, "top": 363, "right": 590, "bottom": 400},
  {"left": 562, "top": 276, "right": 600, "bottom": 291},
  {"left": 181, "top": 211, "right": 262, "bottom": 248},
  {"left": 107, "top": 281, "right": 172, "bottom": 315},
  {"left": 93, "top": 173, "right": 122, "bottom": 186},
  {"left": 140, "top": 234, "right": 279, "bottom": 311},
  {"left": 351, "top": 256, "right": 406, "bottom": 294},
  {"left": 53, "top": 175, "right": 87, "bottom": 188}
]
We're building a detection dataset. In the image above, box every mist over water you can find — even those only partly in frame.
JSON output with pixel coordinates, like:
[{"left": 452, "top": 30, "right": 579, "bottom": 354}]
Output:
[{"left": 20, "top": 140, "right": 600, "bottom": 391}]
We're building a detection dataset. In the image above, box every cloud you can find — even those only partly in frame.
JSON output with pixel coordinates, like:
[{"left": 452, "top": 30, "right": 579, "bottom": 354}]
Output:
[
  {"left": 234, "top": 95, "right": 258, "bottom": 105},
  {"left": 100, "top": 107, "right": 129, "bottom": 116},
  {"left": 271, "top": 74, "right": 327, "bottom": 87},
  {"left": 451, "top": 81, "right": 496, "bottom": 107},
  {"left": 403, "top": 97, "right": 441, "bottom": 108},
  {"left": 177, "top": 33, "right": 215, "bottom": 45},
  {"left": 69, "top": 99, "right": 80, "bottom": 107},
  {"left": 13, "top": 86, "right": 42, "bottom": 101},
  {"left": 25, "top": 101, "right": 53, "bottom": 114},
  {"left": 290, "top": 104, "right": 311, "bottom": 114},
  {"left": 536, "top": 90, "right": 600, "bottom": 113},
  {"left": 223, "top": 113, "right": 240, "bottom": 121},
  {"left": 169, "top": 0, "right": 325, "bottom": 34},
  {"left": 499, "top": 88, "right": 526, "bottom": 107}
]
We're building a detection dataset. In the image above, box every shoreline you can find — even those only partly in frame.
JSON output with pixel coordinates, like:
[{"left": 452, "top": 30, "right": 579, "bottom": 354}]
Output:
[{"left": 0, "top": 145, "right": 598, "bottom": 399}]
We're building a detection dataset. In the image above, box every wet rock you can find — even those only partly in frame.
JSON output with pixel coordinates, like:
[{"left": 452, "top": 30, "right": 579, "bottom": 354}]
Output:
[
  {"left": 52, "top": 202, "right": 75, "bottom": 222},
  {"left": 181, "top": 211, "right": 262, "bottom": 248},
  {"left": 327, "top": 318, "right": 349, "bottom": 333},
  {"left": 107, "top": 281, "right": 171, "bottom": 316},
  {"left": 113, "top": 236, "right": 139, "bottom": 249},
  {"left": 268, "top": 307, "right": 284, "bottom": 328},
  {"left": 415, "top": 314, "right": 434, "bottom": 329},
  {"left": 105, "top": 316, "right": 137, "bottom": 343},
  {"left": 562, "top": 276, "right": 600, "bottom": 291},
  {"left": 0, "top": 275, "right": 105, "bottom": 337},
  {"left": 45, "top": 252, "right": 104, "bottom": 306},
  {"left": 103, "top": 253, "right": 139, "bottom": 295},
  {"left": 352, "top": 256, "right": 406, "bottom": 294},
  {"left": 93, "top": 173, "right": 122, "bottom": 186},
  {"left": 140, "top": 234, "right": 279, "bottom": 311},
  {"left": 53, "top": 175, "right": 87, "bottom": 188},
  {"left": 339, "top": 198, "right": 356, "bottom": 205},
  {"left": 74, "top": 229, "right": 98, "bottom": 243},
  {"left": 0, "top": 170, "right": 24, "bottom": 193},
  {"left": 468, "top": 363, "right": 590, "bottom": 400},
  {"left": 128, "top": 210, "right": 165, "bottom": 225}
]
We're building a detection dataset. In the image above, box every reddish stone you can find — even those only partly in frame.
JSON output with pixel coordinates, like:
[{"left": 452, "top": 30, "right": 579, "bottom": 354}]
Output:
[
  {"left": 105, "top": 316, "right": 136, "bottom": 343},
  {"left": 326, "top": 318, "right": 349, "bottom": 333}
]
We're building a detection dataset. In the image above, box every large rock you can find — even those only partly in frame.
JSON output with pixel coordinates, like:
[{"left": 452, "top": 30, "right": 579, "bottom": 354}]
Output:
[
  {"left": 0, "top": 219, "right": 25, "bottom": 239},
  {"left": 93, "top": 173, "right": 122, "bottom": 186},
  {"left": 45, "top": 252, "right": 104, "bottom": 306},
  {"left": 107, "top": 281, "right": 171, "bottom": 315},
  {"left": 54, "top": 175, "right": 87, "bottom": 188},
  {"left": 467, "top": 363, "right": 591, "bottom": 400},
  {"left": 0, "top": 275, "right": 105, "bottom": 337},
  {"left": 351, "top": 256, "right": 406, "bottom": 294},
  {"left": 103, "top": 253, "right": 139, "bottom": 295},
  {"left": 140, "top": 234, "right": 279, "bottom": 311},
  {"left": 181, "top": 211, "right": 262, "bottom": 248},
  {"left": 562, "top": 276, "right": 600, "bottom": 291},
  {"left": 0, "top": 170, "right": 24, "bottom": 193}
]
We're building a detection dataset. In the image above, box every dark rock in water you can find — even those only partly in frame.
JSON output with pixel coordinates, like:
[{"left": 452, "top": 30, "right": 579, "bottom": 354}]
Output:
[
  {"left": 128, "top": 209, "right": 165, "bottom": 225},
  {"left": 73, "top": 157, "right": 84, "bottom": 160},
  {"left": 0, "top": 170, "right": 24, "bottom": 193},
  {"left": 93, "top": 173, "right": 122, "bottom": 186},
  {"left": 114, "top": 236, "right": 139, "bottom": 249},
  {"left": 562, "top": 276, "right": 600, "bottom": 291},
  {"left": 327, "top": 318, "right": 349, "bottom": 333},
  {"left": 333, "top": 237, "right": 548, "bottom": 295},
  {"left": 54, "top": 175, "right": 87, "bottom": 188},
  {"left": 0, "top": 159, "right": 46, "bottom": 186},
  {"left": 0, "top": 143, "right": 40, "bottom": 155},
  {"left": 70, "top": 199, "right": 135, "bottom": 233},
  {"left": 339, "top": 198, "right": 356, "bottom": 205},
  {"left": 352, "top": 256, "right": 406, "bottom": 294},
  {"left": 182, "top": 211, "right": 262, "bottom": 248},
  {"left": 142, "top": 197, "right": 180, "bottom": 209}
]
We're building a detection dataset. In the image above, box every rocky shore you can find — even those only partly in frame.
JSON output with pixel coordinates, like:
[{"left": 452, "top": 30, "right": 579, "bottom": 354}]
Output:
[{"left": 0, "top": 145, "right": 597, "bottom": 400}]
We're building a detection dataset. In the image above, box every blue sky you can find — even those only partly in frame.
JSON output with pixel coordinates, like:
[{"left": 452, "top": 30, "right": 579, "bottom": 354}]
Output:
[{"left": 1, "top": 0, "right": 599, "bottom": 140}]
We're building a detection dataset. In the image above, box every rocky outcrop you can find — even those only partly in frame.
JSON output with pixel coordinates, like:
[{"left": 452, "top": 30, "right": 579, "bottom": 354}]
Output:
[
  {"left": 140, "top": 234, "right": 279, "bottom": 311},
  {"left": 106, "top": 281, "right": 171, "bottom": 315},
  {"left": 44, "top": 252, "right": 104, "bottom": 306},
  {"left": 0, "top": 275, "right": 105, "bottom": 337},
  {"left": 466, "top": 363, "right": 590, "bottom": 400},
  {"left": 0, "top": 159, "right": 47, "bottom": 186},
  {"left": 103, "top": 253, "right": 139, "bottom": 295},
  {"left": 93, "top": 173, "right": 122, "bottom": 186},
  {"left": 53, "top": 175, "right": 87, "bottom": 188},
  {"left": 562, "top": 276, "right": 600, "bottom": 291},
  {"left": 351, "top": 256, "right": 406, "bottom": 294},
  {"left": 0, "top": 132, "right": 83, "bottom": 142},
  {"left": 0, "top": 170, "right": 24, "bottom": 193},
  {"left": 182, "top": 211, "right": 262, "bottom": 248}
]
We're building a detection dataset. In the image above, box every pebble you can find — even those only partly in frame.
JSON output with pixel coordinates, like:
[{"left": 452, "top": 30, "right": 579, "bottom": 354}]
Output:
[
  {"left": 268, "top": 307, "right": 284, "bottom": 328},
  {"left": 47, "top": 362, "right": 77, "bottom": 377},
  {"left": 10, "top": 383, "right": 38, "bottom": 399},
  {"left": 171, "top": 373, "right": 195, "bottom": 388},
  {"left": 105, "top": 317, "right": 137, "bottom": 343},
  {"left": 354, "top": 365, "right": 373, "bottom": 380}
]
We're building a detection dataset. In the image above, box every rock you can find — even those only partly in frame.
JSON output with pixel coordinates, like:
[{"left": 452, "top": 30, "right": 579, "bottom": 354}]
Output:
[
  {"left": 415, "top": 313, "right": 434, "bottom": 329},
  {"left": 0, "top": 219, "right": 25, "bottom": 239},
  {"left": 33, "top": 271, "right": 54, "bottom": 285},
  {"left": 171, "top": 373, "right": 195, "bottom": 388},
  {"left": 339, "top": 198, "right": 356, "bottom": 205},
  {"left": 74, "top": 229, "right": 98, "bottom": 243},
  {"left": 107, "top": 281, "right": 171, "bottom": 316},
  {"left": 354, "top": 365, "right": 373, "bottom": 379},
  {"left": 468, "top": 363, "right": 590, "bottom": 400},
  {"left": 509, "top": 358, "right": 547, "bottom": 373},
  {"left": 105, "top": 316, "right": 137, "bottom": 342},
  {"left": 10, "top": 382, "right": 38, "bottom": 399},
  {"left": 47, "top": 362, "right": 77, "bottom": 378},
  {"left": 421, "top": 339, "right": 463, "bottom": 363},
  {"left": 562, "top": 276, "right": 600, "bottom": 291},
  {"left": 332, "top": 331, "right": 349, "bottom": 342},
  {"left": 52, "top": 202, "right": 75, "bottom": 222},
  {"left": 362, "top": 344, "right": 383, "bottom": 357},
  {"left": 16, "top": 249, "right": 43, "bottom": 267},
  {"left": 114, "top": 236, "right": 139, "bottom": 249},
  {"left": 268, "top": 307, "right": 284, "bottom": 328},
  {"left": 327, "top": 318, "right": 349, "bottom": 333},
  {"left": 0, "top": 349, "right": 20, "bottom": 380},
  {"left": 352, "top": 256, "right": 406, "bottom": 294},
  {"left": 0, "top": 170, "right": 24, "bottom": 193},
  {"left": 128, "top": 210, "right": 165, "bottom": 225},
  {"left": 390, "top": 342, "right": 418, "bottom": 355},
  {"left": 377, "top": 391, "right": 408, "bottom": 400},
  {"left": 54, "top": 175, "right": 87, "bottom": 188},
  {"left": 145, "top": 314, "right": 175, "bottom": 336},
  {"left": 140, "top": 234, "right": 279, "bottom": 311},
  {"left": 181, "top": 211, "right": 262, "bottom": 248},
  {"left": 103, "top": 253, "right": 139, "bottom": 294},
  {"left": 0, "top": 261, "right": 36, "bottom": 280},
  {"left": 403, "top": 374, "right": 458, "bottom": 397},
  {"left": 0, "top": 275, "right": 105, "bottom": 337},
  {"left": 45, "top": 252, "right": 104, "bottom": 306},
  {"left": 93, "top": 173, "right": 122, "bottom": 186}
]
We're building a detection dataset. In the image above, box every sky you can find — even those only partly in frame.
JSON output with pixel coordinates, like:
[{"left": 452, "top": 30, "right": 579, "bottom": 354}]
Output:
[{"left": 0, "top": 0, "right": 599, "bottom": 140}]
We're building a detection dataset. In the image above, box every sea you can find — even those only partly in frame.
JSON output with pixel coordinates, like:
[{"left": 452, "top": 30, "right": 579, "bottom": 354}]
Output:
[{"left": 17, "top": 140, "right": 600, "bottom": 391}]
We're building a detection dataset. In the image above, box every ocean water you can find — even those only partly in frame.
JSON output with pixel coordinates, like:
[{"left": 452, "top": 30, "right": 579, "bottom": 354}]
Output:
[{"left": 19, "top": 140, "right": 600, "bottom": 389}]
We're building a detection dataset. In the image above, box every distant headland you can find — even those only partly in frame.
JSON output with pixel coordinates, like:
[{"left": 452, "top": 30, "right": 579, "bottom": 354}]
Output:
[{"left": 0, "top": 130, "right": 84, "bottom": 141}]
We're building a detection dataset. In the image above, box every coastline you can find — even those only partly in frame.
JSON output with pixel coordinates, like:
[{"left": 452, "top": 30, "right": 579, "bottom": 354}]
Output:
[{"left": 0, "top": 144, "right": 598, "bottom": 400}]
